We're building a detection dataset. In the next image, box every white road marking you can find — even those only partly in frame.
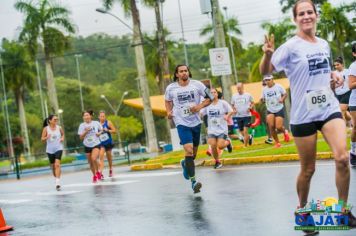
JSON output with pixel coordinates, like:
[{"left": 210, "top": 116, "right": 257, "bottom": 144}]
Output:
[
  {"left": 0, "top": 199, "right": 33, "bottom": 204},
  {"left": 114, "top": 171, "right": 180, "bottom": 179},
  {"left": 63, "top": 180, "right": 139, "bottom": 188}
]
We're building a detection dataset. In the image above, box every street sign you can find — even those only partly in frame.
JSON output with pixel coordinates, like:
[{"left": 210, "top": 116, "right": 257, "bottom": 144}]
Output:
[{"left": 209, "top": 47, "right": 232, "bottom": 76}]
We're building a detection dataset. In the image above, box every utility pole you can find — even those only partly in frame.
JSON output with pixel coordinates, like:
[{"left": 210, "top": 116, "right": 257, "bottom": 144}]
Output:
[
  {"left": 210, "top": 0, "right": 232, "bottom": 102},
  {"left": 130, "top": 0, "right": 158, "bottom": 152},
  {"left": 74, "top": 54, "right": 84, "bottom": 111},
  {"left": 178, "top": 0, "right": 189, "bottom": 65},
  {"left": 35, "top": 60, "right": 46, "bottom": 120},
  {"left": 0, "top": 52, "right": 18, "bottom": 179},
  {"left": 223, "top": 6, "right": 238, "bottom": 84},
  {"left": 154, "top": 0, "right": 172, "bottom": 143}
]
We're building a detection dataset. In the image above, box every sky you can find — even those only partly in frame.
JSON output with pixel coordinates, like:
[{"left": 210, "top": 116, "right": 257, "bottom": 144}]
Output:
[{"left": 0, "top": 0, "right": 353, "bottom": 46}]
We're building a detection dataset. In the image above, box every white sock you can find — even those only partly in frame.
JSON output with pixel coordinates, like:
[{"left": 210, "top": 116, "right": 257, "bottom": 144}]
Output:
[
  {"left": 351, "top": 142, "right": 356, "bottom": 154},
  {"left": 55, "top": 178, "right": 60, "bottom": 185}
]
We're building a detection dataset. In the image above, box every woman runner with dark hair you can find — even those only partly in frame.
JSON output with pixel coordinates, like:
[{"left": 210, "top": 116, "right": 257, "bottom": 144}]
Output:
[{"left": 41, "top": 114, "right": 64, "bottom": 190}]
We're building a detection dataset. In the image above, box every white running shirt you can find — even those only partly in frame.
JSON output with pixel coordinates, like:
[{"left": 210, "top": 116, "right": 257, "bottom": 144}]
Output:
[
  {"left": 46, "top": 125, "right": 63, "bottom": 154},
  {"left": 165, "top": 79, "right": 207, "bottom": 127},
  {"left": 271, "top": 36, "right": 340, "bottom": 125},
  {"left": 262, "top": 83, "right": 286, "bottom": 113},
  {"left": 335, "top": 69, "right": 350, "bottom": 95},
  {"left": 201, "top": 100, "right": 233, "bottom": 136},
  {"left": 231, "top": 93, "right": 253, "bottom": 118},
  {"left": 348, "top": 62, "right": 356, "bottom": 106},
  {"left": 78, "top": 121, "right": 102, "bottom": 147}
]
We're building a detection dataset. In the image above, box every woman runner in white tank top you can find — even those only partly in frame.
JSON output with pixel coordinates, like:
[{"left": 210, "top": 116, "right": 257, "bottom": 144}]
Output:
[
  {"left": 259, "top": 0, "right": 356, "bottom": 230},
  {"left": 41, "top": 114, "right": 64, "bottom": 191}
]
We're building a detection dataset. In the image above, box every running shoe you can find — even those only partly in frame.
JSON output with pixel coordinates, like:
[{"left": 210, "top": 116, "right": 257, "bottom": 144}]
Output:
[
  {"left": 96, "top": 172, "right": 103, "bottom": 181},
  {"left": 346, "top": 211, "right": 356, "bottom": 228},
  {"left": 206, "top": 149, "right": 212, "bottom": 156},
  {"left": 248, "top": 134, "right": 253, "bottom": 145},
  {"left": 192, "top": 181, "right": 202, "bottom": 194},
  {"left": 180, "top": 159, "right": 189, "bottom": 180},
  {"left": 92, "top": 175, "right": 98, "bottom": 183},
  {"left": 275, "top": 143, "right": 281, "bottom": 148},
  {"left": 109, "top": 169, "right": 113, "bottom": 178},
  {"left": 226, "top": 139, "right": 233, "bottom": 153},
  {"left": 100, "top": 172, "right": 104, "bottom": 180},
  {"left": 265, "top": 138, "right": 273, "bottom": 144},
  {"left": 214, "top": 161, "right": 223, "bottom": 169},
  {"left": 55, "top": 179, "right": 61, "bottom": 191},
  {"left": 239, "top": 138, "right": 244, "bottom": 144},
  {"left": 284, "top": 130, "right": 290, "bottom": 142},
  {"left": 294, "top": 212, "right": 319, "bottom": 235},
  {"left": 339, "top": 211, "right": 356, "bottom": 228},
  {"left": 350, "top": 152, "right": 356, "bottom": 166}
]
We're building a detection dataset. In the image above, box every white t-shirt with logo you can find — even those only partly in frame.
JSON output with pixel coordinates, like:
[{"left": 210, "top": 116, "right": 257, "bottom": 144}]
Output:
[
  {"left": 262, "top": 83, "right": 286, "bottom": 113},
  {"left": 165, "top": 79, "right": 207, "bottom": 127},
  {"left": 201, "top": 100, "right": 233, "bottom": 136},
  {"left": 348, "top": 62, "right": 356, "bottom": 106},
  {"left": 46, "top": 125, "right": 63, "bottom": 154},
  {"left": 335, "top": 69, "right": 350, "bottom": 95},
  {"left": 271, "top": 36, "right": 340, "bottom": 125},
  {"left": 231, "top": 93, "right": 253, "bottom": 118},
  {"left": 78, "top": 121, "right": 102, "bottom": 147}
]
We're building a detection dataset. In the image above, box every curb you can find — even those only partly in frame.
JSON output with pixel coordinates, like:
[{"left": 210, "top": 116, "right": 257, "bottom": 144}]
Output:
[
  {"left": 130, "top": 163, "right": 163, "bottom": 171},
  {"left": 201, "top": 152, "right": 333, "bottom": 166},
  {"left": 131, "top": 152, "right": 333, "bottom": 171}
]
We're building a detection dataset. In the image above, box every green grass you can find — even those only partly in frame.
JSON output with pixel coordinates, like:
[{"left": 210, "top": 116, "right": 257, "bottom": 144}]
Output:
[
  {"left": 0, "top": 160, "right": 11, "bottom": 168},
  {"left": 19, "top": 156, "right": 76, "bottom": 170},
  {"left": 147, "top": 133, "right": 343, "bottom": 166}
]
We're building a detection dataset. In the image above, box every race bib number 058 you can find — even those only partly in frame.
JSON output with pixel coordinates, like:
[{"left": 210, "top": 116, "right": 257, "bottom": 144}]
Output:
[{"left": 306, "top": 89, "right": 331, "bottom": 111}]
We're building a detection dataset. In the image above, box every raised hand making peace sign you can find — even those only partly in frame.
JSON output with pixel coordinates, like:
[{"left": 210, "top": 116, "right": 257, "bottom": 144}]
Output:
[{"left": 262, "top": 34, "right": 275, "bottom": 56}]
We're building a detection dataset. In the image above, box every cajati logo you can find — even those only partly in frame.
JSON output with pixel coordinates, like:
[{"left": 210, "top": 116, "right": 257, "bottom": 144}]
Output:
[{"left": 294, "top": 197, "right": 352, "bottom": 231}]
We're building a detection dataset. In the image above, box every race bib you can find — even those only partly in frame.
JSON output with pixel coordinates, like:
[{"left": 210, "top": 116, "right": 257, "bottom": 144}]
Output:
[
  {"left": 99, "top": 133, "right": 109, "bottom": 142},
  {"left": 49, "top": 134, "right": 59, "bottom": 142},
  {"left": 236, "top": 98, "right": 246, "bottom": 105},
  {"left": 210, "top": 117, "right": 221, "bottom": 127},
  {"left": 180, "top": 104, "right": 193, "bottom": 117},
  {"left": 85, "top": 135, "right": 96, "bottom": 146},
  {"left": 267, "top": 97, "right": 279, "bottom": 108},
  {"left": 306, "top": 88, "right": 331, "bottom": 111}
]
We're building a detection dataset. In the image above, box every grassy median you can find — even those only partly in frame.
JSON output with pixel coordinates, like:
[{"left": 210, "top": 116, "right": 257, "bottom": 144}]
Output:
[{"left": 146, "top": 133, "right": 347, "bottom": 166}]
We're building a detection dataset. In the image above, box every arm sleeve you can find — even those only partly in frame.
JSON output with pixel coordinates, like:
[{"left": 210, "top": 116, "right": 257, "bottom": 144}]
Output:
[
  {"left": 349, "top": 63, "right": 356, "bottom": 76},
  {"left": 224, "top": 100, "right": 233, "bottom": 113},
  {"left": 200, "top": 107, "right": 207, "bottom": 116},
  {"left": 279, "top": 84, "right": 286, "bottom": 95},
  {"left": 271, "top": 43, "right": 290, "bottom": 72},
  {"left": 78, "top": 124, "right": 83, "bottom": 135},
  {"left": 164, "top": 86, "right": 173, "bottom": 101}
]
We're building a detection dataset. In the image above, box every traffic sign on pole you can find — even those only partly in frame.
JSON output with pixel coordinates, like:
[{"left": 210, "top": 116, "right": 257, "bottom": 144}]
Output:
[{"left": 209, "top": 47, "right": 232, "bottom": 76}]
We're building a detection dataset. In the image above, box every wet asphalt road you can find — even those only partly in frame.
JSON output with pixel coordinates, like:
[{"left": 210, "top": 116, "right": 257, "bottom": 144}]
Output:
[{"left": 1, "top": 160, "right": 356, "bottom": 236}]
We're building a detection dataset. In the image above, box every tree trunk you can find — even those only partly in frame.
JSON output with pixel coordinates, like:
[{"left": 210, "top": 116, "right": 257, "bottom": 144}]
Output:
[
  {"left": 211, "top": 0, "right": 232, "bottom": 102},
  {"left": 16, "top": 87, "right": 32, "bottom": 160},
  {"left": 154, "top": 0, "right": 172, "bottom": 143},
  {"left": 131, "top": 0, "right": 158, "bottom": 152},
  {"left": 44, "top": 53, "right": 59, "bottom": 114}
]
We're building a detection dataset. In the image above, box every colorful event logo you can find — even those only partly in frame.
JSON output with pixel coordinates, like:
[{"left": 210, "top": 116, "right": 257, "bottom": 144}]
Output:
[{"left": 294, "top": 197, "right": 352, "bottom": 231}]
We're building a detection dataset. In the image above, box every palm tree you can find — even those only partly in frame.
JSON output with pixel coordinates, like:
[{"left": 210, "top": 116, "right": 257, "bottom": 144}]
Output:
[
  {"left": 14, "top": 0, "right": 75, "bottom": 114},
  {"left": 200, "top": 17, "right": 243, "bottom": 57},
  {"left": 261, "top": 17, "right": 296, "bottom": 49},
  {"left": 1, "top": 39, "right": 35, "bottom": 159},
  {"left": 317, "top": 2, "right": 355, "bottom": 60},
  {"left": 102, "top": 0, "right": 158, "bottom": 152},
  {"left": 279, "top": 0, "right": 328, "bottom": 13}
]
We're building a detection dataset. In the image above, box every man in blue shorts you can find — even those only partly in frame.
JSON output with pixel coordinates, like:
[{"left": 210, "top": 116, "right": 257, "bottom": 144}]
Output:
[{"left": 165, "top": 64, "right": 213, "bottom": 193}]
